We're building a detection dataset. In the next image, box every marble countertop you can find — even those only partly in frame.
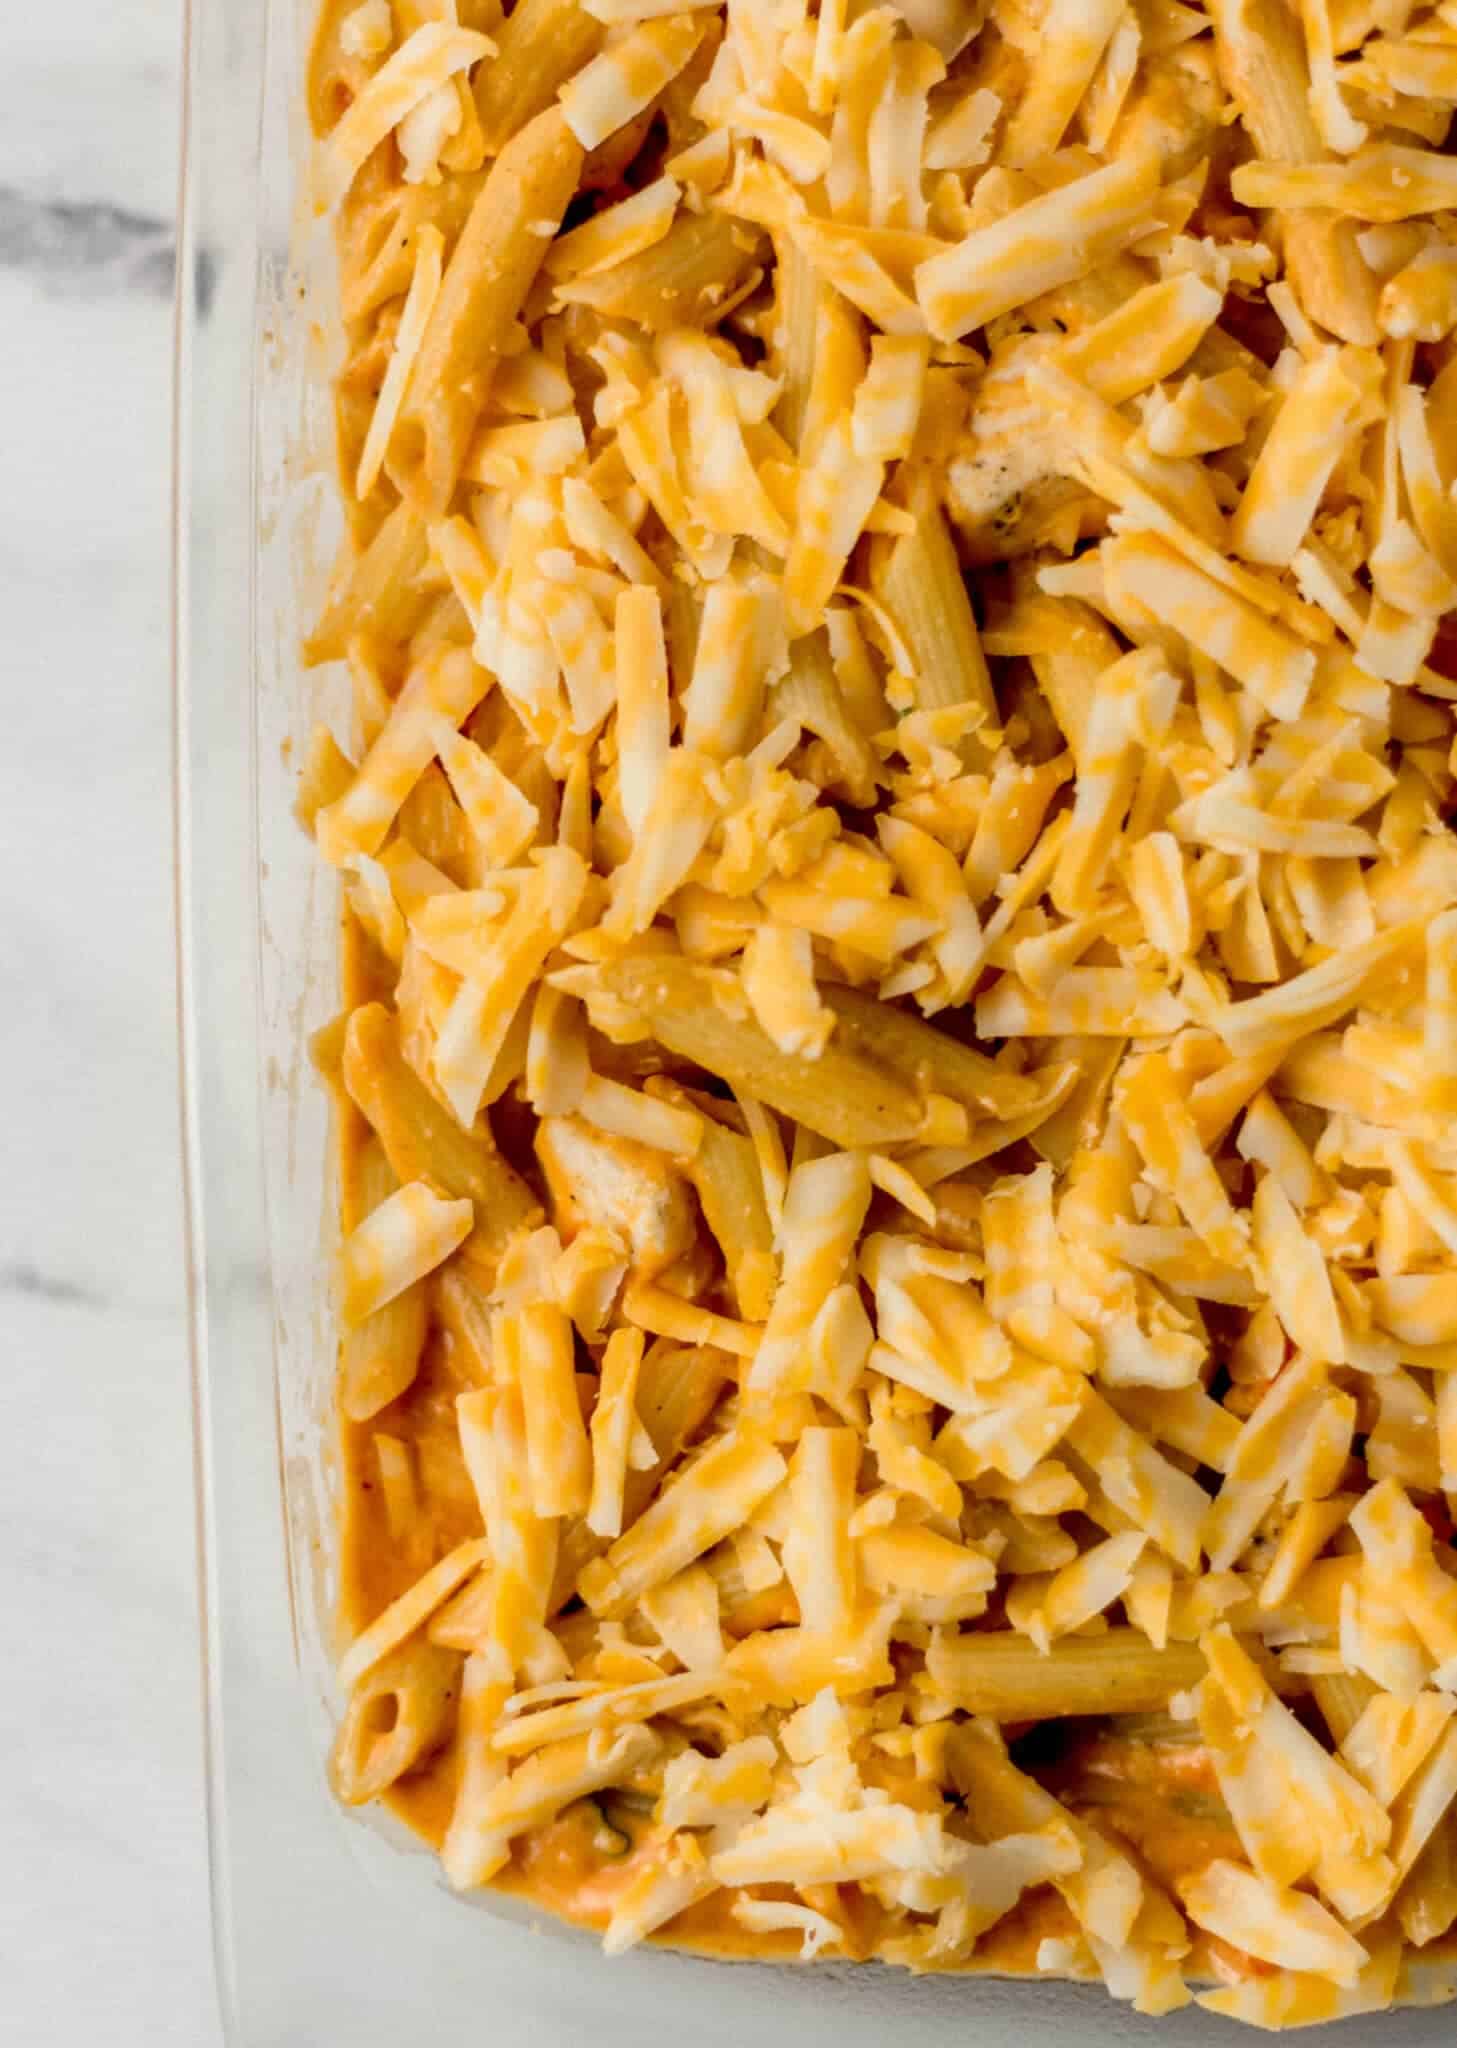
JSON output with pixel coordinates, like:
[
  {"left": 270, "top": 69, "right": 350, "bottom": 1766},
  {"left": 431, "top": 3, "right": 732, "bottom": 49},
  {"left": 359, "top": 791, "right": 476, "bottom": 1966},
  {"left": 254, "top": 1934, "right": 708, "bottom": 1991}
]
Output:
[{"left": 5, "top": 3, "right": 220, "bottom": 2040}]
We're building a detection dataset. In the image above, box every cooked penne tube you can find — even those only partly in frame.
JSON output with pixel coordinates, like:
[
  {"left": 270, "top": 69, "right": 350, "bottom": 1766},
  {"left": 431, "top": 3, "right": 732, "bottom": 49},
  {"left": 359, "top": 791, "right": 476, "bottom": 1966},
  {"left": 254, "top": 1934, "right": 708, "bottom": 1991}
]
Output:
[
  {"left": 1311, "top": 1671, "right": 1381, "bottom": 1747},
  {"left": 874, "top": 467, "right": 995, "bottom": 744},
  {"left": 770, "top": 231, "right": 822, "bottom": 452},
  {"left": 589, "top": 956, "right": 927, "bottom": 1148},
  {"left": 823, "top": 983, "right": 1044, "bottom": 1120},
  {"left": 305, "top": 499, "right": 430, "bottom": 665},
  {"left": 472, "top": 0, "right": 603, "bottom": 152},
  {"left": 1206, "top": 0, "right": 1381, "bottom": 343},
  {"left": 343, "top": 1003, "right": 542, "bottom": 1279},
  {"left": 339, "top": 1140, "right": 431, "bottom": 1420},
  {"left": 393, "top": 106, "right": 582, "bottom": 512},
  {"left": 928, "top": 1628, "right": 1208, "bottom": 1718},
  {"left": 330, "top": 1636, "right": 465, "bottom": 1805}
]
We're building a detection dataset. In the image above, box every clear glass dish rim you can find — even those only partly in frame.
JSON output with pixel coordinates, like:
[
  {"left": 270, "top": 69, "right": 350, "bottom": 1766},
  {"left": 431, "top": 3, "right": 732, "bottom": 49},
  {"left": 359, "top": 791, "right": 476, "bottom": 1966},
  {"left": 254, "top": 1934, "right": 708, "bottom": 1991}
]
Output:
[{"left": 170, "top": 2, "right": 1456, "bottom": 2041}]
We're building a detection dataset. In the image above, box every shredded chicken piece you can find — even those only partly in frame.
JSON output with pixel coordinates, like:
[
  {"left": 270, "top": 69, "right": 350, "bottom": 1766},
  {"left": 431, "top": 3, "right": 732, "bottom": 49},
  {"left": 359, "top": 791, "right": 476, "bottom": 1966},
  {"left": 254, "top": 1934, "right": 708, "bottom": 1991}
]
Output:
[{"left": 536, "top": 1115, "right": 699, "bottom": 1278}]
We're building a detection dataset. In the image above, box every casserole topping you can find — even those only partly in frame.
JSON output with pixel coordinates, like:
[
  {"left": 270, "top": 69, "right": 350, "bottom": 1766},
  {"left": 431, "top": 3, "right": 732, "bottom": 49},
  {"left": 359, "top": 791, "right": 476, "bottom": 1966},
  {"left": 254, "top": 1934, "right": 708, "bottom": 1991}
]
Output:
[{"left": 304, "top": 0, "right": 1457, "bottom": 2021}]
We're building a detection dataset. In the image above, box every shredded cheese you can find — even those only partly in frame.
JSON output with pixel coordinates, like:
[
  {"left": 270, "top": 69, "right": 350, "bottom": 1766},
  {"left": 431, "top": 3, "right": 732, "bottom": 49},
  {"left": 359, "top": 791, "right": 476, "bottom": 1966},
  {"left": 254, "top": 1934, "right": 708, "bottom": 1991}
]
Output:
[
  {"left": 306, "top": 0, "right": 1457, "bottom": 2010},
  {"left": 318, "top": 24, "right": 495, "bottom": 213}
]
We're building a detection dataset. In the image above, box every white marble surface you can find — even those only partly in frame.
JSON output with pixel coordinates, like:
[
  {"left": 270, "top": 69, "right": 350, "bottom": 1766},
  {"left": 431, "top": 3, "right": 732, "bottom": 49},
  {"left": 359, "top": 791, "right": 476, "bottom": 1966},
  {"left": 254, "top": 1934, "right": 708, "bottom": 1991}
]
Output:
[{"left": 3, "top": 4, "right": 221, "bottom": 2041}]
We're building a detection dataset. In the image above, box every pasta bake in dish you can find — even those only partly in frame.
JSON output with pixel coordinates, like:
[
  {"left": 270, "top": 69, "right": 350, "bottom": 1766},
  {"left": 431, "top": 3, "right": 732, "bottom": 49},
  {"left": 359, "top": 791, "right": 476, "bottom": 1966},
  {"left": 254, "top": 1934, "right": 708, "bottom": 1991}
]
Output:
[{"left": 300, "top": 0, "right": 1457, "bottom": 2023}]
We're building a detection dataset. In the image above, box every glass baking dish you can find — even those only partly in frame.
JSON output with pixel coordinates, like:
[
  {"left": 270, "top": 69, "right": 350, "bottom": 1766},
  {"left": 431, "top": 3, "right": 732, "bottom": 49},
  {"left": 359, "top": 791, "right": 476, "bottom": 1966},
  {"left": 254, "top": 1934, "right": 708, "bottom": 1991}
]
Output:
[{"left": 173, "top": 2, "right": 1453, "bottom": 2038}]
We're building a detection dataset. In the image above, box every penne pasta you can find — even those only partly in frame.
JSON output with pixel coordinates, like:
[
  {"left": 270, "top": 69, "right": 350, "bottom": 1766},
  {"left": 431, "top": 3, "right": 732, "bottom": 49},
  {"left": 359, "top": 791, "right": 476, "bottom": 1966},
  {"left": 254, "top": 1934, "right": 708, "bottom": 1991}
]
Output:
[
  {"left": 472, "top": 0, "right": 603, "bottom": 152},
  {"left": 929, "top": 1629, "right": 1208, "bottom": 1719},
  {"left": 356, "top": 226, "right": 444, "bottom": 500},
  {"left": 588, "top": 955, "right": 927, "bottom": 1148},
  {"left": 874, "top": 467, "right": 996, "bottom": 745},
  {"left": 339, "top": 1140, "right": 431, "bottom": 1420},
  {"left": 305, "top": 499, "right": 431, "bottom": 665},
  {"left": 343, "top": 1002, "right": 542, "bottom": 1281},
  {"left": 330, "top": 1636, "right": 465, "bottom": 1805},
  {"left": 392, "top": 105, "right": 582, "bottom": 512}
]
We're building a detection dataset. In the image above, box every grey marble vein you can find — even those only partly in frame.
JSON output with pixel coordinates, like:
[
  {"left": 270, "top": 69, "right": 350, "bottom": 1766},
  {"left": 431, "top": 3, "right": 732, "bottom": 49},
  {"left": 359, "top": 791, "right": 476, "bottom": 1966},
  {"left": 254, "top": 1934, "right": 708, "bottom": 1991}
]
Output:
[
  {"left": 0, "top": 1260, "right": 106, "bottom": 1308},
  {"left": 0, "top": 187, "right": 175, "bottom": 298}
]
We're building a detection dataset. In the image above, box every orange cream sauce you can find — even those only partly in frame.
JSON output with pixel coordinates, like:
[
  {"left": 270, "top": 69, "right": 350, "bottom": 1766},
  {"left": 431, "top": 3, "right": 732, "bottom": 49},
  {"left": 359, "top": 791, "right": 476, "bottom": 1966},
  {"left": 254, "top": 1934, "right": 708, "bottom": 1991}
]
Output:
[
  {"left": 372, "top": 1727, "right": 1232, "bottom": 1973},
  {"left": 383, "top": 1769, "right": 1085, "bottom": 1972},
  {"left": 1047, "top": 1732, "right": 1242, "bottom": 1891},
  {"left": 1044, "top": 1733, "right": 1269, "bottom": 1983}
]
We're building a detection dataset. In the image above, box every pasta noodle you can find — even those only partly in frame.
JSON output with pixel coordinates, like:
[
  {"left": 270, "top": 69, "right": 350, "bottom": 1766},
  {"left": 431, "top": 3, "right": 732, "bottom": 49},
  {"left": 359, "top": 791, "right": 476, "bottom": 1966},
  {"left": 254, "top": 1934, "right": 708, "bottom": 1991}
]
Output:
[{"left": 303, "top": 0, "right": 1457, "bottom": 2019}]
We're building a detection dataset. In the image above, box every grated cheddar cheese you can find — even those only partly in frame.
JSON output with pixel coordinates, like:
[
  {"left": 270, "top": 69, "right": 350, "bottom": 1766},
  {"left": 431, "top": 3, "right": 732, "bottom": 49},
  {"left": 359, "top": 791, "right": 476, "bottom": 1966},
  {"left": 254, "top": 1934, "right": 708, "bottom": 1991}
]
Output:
[{"left": 306, "top": 0, "right": 1457, "bottom": 2019}]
